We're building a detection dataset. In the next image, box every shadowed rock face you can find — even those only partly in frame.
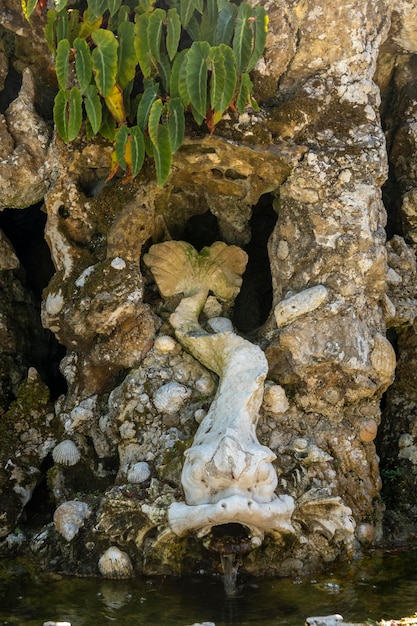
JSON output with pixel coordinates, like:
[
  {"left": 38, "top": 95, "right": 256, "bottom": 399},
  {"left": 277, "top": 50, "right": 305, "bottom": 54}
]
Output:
[{"left": 2, "top": 0, "right": 417, "bottom": 578}]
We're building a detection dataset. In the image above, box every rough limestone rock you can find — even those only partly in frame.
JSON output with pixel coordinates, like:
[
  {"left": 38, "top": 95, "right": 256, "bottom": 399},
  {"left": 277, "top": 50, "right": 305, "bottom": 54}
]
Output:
[{"left": 2, "top": 0, "right": 417, "bottom": 578}]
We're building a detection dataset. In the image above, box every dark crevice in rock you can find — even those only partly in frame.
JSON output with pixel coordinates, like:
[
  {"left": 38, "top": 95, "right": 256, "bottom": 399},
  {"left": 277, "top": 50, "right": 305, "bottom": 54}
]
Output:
[
  {"left": 20, "top": 456, "right": 55, "bottom": 530},
  {"left": 0, "top": 204, "right": 53, "bottom": 300},
  {"left": 0, "top": 66, "right": 21, "bottom": 114},
  {"left": 382, "top": 173, "right": 404, "bottom": 240},
  {"left": 184, "top": 210, "right": 221, "bottom": 251},
  {"left": 232, "top": 193, "right": 277, "bottom": 333},
  {"left": 0, "top": 204, "right": 67, "bottom": 398}
]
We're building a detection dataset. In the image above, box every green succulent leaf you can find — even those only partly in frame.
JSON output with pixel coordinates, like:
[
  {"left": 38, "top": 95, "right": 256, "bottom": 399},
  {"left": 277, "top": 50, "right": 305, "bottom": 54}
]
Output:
[
  {"left": 129, "top": 126, "right": 146, "bottom": 177},
  {"left": 190, "top": 104, "right": 205, "bottom": 125},
  {"left": 214, "top": 43, "right": 236, "bottom": 113},
  {"left": 77, "top": 8, "right": 102, "bottom": 39},
  {"left": 180, "top": 0, "right": 201, "bottom": 28},
  {"left": 100, "top": 106, "right": 117, "bottom": 140},
  {"left": 87, "top": 0, "right": 108, "bottom": 20},
  {"left": 217, "top": 0, "right": 229, "bottom": 10},
  {"left": 166, "top": 8, "right": 181, "bottom": 62},
  {"left": 74, "top": 37, "right": 92, "bottom": 93},
  {"left": 137, "top": 0, "right": 155, "bottom": 12},
  {"left": 208, "top": 45, "right": 225, "bottom": 112},
  {"left": 148, "top": 8, "right": 165, "bottom": 64},
  {"left": 21, "top": 0, "right": 38, "bottom": 19},
  {"left": 135, "top": 13, "right": 152, "bottom": 78},
  {"left": 117, "top": 4, "right": 130, "bottom": 24},
  {"left": 158, "top": 53, "right": 171, "bottom": 93},
  {"left": 55, "top": 9, "right": 69, "bottom": 43},
  {"left": 167, "top": 97, "right": 184, "bottom": 153},
  {"left": 215, "top": 2, "right": 237, "bottom": 46},
  {"left": 56, "top": 39, "right": 70, "bottom": 91},
  {"left": 45, "top": 10, "right": 58, "bottom": 53},
  {"left": 117, "top": 21, "right": 136, "bottom": 89},
  {"left": 107, "top": 0, "right": 122, "bottom": 17},
  {"left": 84, "top": 84, "right": 102, "bottom": 134},
  {"left": 246, "top": 5, "right": 268, "bottom": 72},
  {"left": 115, "top": 124, "right": 129, "bottom": 169},
  {"left": 137, "top": 84, "right": 158, "bottom": 131},
  {"left": 68, "top": 9, "right": 80, "bottom": 44},
  {"left": 233, "top": 2, "right": 253, "bottom": 74},
  {"left": 153, "top": 124, "right": 172, "bottom": 187},
  {"left": 178, "top": 52, "right": 190, "bottom": 106},
  {"left": 54, "top": 87, "right": 82, "bottom": 142},
  {"left": 54, "top": 90, "right": 69, "bottom": 142},
  {"left": 185, "top": 13, "right": 200, "bottom": 41},
  {"left": 92, "top": 29, "right": 118, "bottom": 97},
  {"left": 170, "top": 48, "right": 187, "bottom": 99},
  {"left": 186, "top": 41, "right": 210, "bottom": 119},
  {"left": 148, "top": 97, "right": 163, "bottom": 146},
  {"left": 67, "top": 87, "right": 83, "bottom": 140},
  {"left": 236, "top": 71, "right": 252, "bottom": 114},
  {"left": 199, "top": 0, "right": 218, "bottom": 45}
]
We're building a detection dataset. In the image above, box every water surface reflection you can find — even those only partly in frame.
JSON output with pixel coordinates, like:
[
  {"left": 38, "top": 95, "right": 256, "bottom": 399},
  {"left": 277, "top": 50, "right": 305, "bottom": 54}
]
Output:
[{"left": 1, "top": 548, "right": 417, "bottom": 625}]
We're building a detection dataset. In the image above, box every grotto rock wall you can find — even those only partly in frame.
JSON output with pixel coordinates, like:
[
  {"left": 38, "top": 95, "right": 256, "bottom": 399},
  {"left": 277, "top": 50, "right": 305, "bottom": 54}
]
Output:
[{"left": 1, "top": 0, "right": 417, "bottom": 577}]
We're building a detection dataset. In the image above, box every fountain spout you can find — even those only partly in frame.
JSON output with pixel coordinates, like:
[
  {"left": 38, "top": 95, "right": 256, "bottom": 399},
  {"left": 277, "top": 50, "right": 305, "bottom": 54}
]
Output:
[{"left": 144, "top": 241, "right": 295, "bottom": 544}]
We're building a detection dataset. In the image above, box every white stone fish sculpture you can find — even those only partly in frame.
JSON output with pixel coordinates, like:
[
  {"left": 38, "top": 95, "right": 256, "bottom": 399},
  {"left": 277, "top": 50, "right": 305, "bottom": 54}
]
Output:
[{"left": 144, "top": 241, "right": 295, "bottom": 545}]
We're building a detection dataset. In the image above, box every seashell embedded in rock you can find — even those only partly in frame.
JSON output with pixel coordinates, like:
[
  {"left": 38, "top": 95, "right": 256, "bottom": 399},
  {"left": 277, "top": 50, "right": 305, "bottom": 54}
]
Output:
[
  {"left": 359, "top": 418, "right": 378, "bottom": 443},
  {"left": 207, "top": 317, "right": 233, "bottom": 333},
  {"left": 52, "top": 439, "right": 81, "bottom": 466},
  {"left": 154, "top": 334, "right": 177, "bottom": 353},
  {"left": 291, "top": 437, "right": 309, "bottom": 452},
  {"left": 263, "top": 382, "right": 289, "bottom": 414},
  {"left": 195, "top": 374, "right": 216, "bottom": 396},
  {"left": 53, "top": 500, "right": 91, "bottom": 541},
  {"left": 370, "top": 333, "right": 396, "bottom": 386},
  {"left": 152, "top": 382, "right": 191, "bottom": 414},
  {"left": 274, "top": 285, "right": 329, "bottom": 328},
  {"left": 127, "top": 461, "right": 151, "bottom": 484},
  {"left": 98, "top": 546, "right": 134, "bottom": 579}
]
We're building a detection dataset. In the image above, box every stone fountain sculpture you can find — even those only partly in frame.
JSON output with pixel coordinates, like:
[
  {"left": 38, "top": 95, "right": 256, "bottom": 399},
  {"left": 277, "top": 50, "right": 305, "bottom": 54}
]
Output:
[{"left": 144, "top": 240, "right": 295, "bottom": 549}]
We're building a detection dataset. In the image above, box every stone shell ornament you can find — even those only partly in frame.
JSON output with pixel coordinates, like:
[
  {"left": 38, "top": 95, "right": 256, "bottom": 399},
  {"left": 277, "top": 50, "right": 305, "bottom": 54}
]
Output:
[
  {"left": 127, "top": 461, "right": 151, "bottom": 484},
  {"left": 53, "top": 500, "right": 91, "bottom": 541},
  {"left": 263, "top": 382, "right": 289, "bottom": 414},
  {"left": 98, "top": 546, "right": 134, "bottom": 579},
  {"left": 52, "top": 439, "right": 81, "bottom": 466},
  {"left": 154, "top": 335, "right": 177, "bottom": 353},
  {"left": 152, "top": 382, "right": 191, "bottom": 414}
]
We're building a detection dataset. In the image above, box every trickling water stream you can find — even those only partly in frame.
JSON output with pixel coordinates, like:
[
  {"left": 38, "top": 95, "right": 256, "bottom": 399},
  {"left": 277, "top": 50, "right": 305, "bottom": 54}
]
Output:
[{"left": 220, "top": 554, "right": 239, "bottom": 597}]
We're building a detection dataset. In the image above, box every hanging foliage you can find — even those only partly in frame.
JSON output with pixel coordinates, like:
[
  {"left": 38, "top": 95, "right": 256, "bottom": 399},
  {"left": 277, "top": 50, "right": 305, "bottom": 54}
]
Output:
[{"left": 22, "top": 0, "right": 268, "bottom": 186}]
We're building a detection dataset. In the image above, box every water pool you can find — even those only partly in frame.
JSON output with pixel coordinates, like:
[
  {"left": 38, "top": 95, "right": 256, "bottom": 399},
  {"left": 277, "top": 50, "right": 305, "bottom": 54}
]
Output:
[{"left": 1, "top": 547, "right": 417, "bottom": 625}]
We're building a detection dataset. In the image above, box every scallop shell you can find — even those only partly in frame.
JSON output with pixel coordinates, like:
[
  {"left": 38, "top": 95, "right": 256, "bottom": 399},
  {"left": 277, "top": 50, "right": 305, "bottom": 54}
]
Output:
[
  {"left": 154, "top": 335, "right": 177, "bottom": 353},
  {"left": 98, "top": 546, "right": 134, "bottom": 579},
  {"left": 152, "top": 382, "right": 191, "bottom": 414},
  {"left": 53, "top": 500, "right": 91, "bottom": 541},
  {"left": 52, "top": 440, "right": 81, "bottom": 466},
  {"left": 370, "top": 333, "right": 396, "bottom": 384},
  {"left": 127, "top": 461, "right": 151, "bottom": 484}
]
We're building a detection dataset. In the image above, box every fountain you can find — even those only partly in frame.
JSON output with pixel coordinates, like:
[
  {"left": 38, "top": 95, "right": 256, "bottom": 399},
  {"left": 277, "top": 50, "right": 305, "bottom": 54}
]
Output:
[{"left": 144, "top": 240, "right": 296, "bottom": 563}]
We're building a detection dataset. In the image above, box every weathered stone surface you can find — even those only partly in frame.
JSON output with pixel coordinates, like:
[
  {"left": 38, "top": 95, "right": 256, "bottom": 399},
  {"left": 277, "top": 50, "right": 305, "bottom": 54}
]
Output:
[
  {"left": 3, "top": 0, "right": 417, "bottom": 581},
  {"left": 0, "top": 68, "right": 53, "bottom": 208}
]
